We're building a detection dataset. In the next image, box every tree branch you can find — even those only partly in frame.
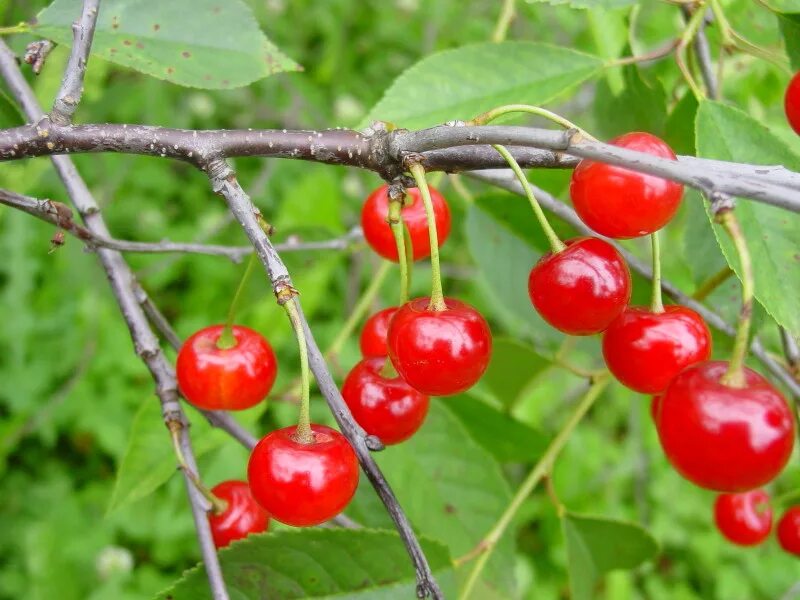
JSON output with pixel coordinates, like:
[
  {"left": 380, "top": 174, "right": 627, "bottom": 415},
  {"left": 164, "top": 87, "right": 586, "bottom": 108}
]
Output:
[
  {"left": 0, "top": 36, "right": 231, "bottom": 600},
  {"left": 468, "top": 168, "right": 800, "bottom": 400},
  {"left": 207, "top": 158, "right": 443, "bottom": 599},
  {"left": 50, "top": 0, "right": 99, "bottom": 125}
]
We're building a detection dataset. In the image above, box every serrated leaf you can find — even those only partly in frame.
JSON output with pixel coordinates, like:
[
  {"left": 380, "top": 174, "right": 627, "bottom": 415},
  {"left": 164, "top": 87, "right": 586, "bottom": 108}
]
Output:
[
  {"left": 695, "top": 100, "right": 800, "bottom": 337},
  {"left": 36, "top": 0, "right": 300, "bottom": 89},
  {"left": 371, "top": 402, "right": 516, "bottom": 596},
  {"left": 362, "top": 42, "right": 602, "bottom": 129},
  {"left": 563, "top": 512, "right": 659, "bottom": 600},
  {"left": 107, "top": 397, "right": 227, "bottom": 513},
  {"left": 763, "top": 0, "right": 800, "bottom": 11},
  {"left": 441, "top": 395, "right": 549, "bottom": 462},
  {"left": 155, "top": 529, "right": 455, "bottom": 599}
]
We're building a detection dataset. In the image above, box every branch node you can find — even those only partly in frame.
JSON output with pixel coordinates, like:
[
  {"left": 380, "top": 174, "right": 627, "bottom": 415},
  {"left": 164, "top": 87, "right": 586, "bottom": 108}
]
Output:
[
  {"left": 710, "top": 190, "right": 736, "bottom": 219},
  {"left": 274, "top": 279, "right": 300, "bottom": 305},
  {"left": 23, "top": 40, "right": 55, "bottom": 75},
  {"left": 365, "top": 435, "right": 385, "bottom": 452}
]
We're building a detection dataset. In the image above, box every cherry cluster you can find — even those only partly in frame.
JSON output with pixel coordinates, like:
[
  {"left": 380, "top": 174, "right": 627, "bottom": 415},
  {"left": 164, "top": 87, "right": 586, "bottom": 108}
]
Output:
[{"left": 713, "top": 490, "right": 800, "bottom": 555}]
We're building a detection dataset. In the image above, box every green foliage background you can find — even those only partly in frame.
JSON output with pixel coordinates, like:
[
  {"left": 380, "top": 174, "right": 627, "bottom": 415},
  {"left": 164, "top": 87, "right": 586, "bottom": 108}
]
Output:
[{"left": 0, "top": 0, "right": 798, "bottom": 598}]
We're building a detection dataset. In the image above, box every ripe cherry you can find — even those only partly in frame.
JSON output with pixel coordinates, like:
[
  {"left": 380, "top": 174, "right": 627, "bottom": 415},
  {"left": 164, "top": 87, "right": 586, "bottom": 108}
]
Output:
[
  {"left": 602, "top": 305, "right": 712, "bottom": 394},
  {"left": 657, "top": 361, "right": 795, "bottom": 492},
  {"left": 570, "top": 132, "right": 684, "bottom": 238},
  {"left": 528, "top": 237, "right": 631, "bottom": 336},
  {"left": 247, "top": 424, "right": 359, "bottom": 527},
  {"left": 361, "top": 183, "right": 451, "bottom": 261},
  {"left": 387, "top": 297, "right": 492, "bottom": 396},
  {"left": 777, "top": 507, "right": 800, "bottom": 556},
  {"left": 359, "top": 307, "right": 398, "bottom": 358},
  {"left": 342, "top": 357, "right": 429, "bottom": 444},
  {"left": 785, "top": 72, "right": 800, "bottom": 135},
  {"left": 714, "top": 489, "right": 772, "bottom": 546},
  {"left": 176, "top": 325, "right": 277, "bottom": 410},
  {"left": 208, "top": 480, "right": 269, "bottom": 549}
]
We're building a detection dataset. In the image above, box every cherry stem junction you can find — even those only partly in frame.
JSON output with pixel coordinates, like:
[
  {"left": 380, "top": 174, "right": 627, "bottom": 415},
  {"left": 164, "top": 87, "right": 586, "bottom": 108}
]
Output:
[
  {"left": 168, "top": 422, "right": 228, "bottom": 515},
  {"left": 650, "top": 231, "right": 664, "bottom": 314},
  {"left": 469, "top": 103, "right": 596, "bottom": 141},
  {"left": 388, "top": 191, "right": 412, "bottom": 306},
  {"left": 284, "top": 299, "right": 313, "bottom": 444},
  {"left": 217, "top": 252, "right": 257, "bottom": 349},
  {"left": 409, "top": 162, "right": 447, "bottom": 312},
  {"left": 717, "top": 210, "right": 754, "bottom": 388},
  {"left": 493, "top": 144, "right": 566, "bottom": 254}
]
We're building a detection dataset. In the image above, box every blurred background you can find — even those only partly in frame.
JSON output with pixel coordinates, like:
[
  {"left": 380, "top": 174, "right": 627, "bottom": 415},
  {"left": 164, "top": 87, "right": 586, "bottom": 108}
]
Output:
[{"left": 0, "top": 0, "right": 798, "bottom": 598}]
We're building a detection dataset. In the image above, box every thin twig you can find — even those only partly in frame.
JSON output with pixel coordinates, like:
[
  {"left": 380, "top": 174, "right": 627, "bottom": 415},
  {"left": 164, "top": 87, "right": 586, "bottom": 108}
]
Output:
[
  {"left": 207, "top": 158, "right": 443, "bottom": 599},
  {"left": 681, "top": 6, "right": 719, "bottom": 99}
]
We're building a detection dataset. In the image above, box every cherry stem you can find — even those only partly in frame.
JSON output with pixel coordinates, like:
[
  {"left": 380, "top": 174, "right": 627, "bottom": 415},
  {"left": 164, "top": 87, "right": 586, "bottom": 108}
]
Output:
[
  {"left": 388, "top": 193, "right": 411, "bottom": 306},
  {"left": 773, "top": 488, "right": 800, "bottom": 509},
  {"left": 217, "top": 253, "right": 257, "bottom": 350},
  {"left": 409, "top": 162, "right": 446, "bottom": 312},
  {"left": 492, "top": 144, "right": 566, "bottom": 254},
  {"left": 717, "top": 210, "right": 754, "bottom": 388},
  {"left": 468, "top": 104, "right": 597, "bottom": 142},
  {"left": 0, "top": 23, "right": 29, "bottom": 36},
  {"left": 692, "top": 266, "right": 734, "bottom": 301},
  {"left": 284, "top": 299, "right": 313, "bottom": 444},
  {"left": 650, "top": 232, "right": 664, "bottom": 314},
  {"left": 676, "top": 5, "right": 707, "bottom": 101},
  {"left": 456, "top": 375, "right": 610, "bottom": 598},
  {"left": 168, "top": 422, "right": 228, "bottom": 515}
]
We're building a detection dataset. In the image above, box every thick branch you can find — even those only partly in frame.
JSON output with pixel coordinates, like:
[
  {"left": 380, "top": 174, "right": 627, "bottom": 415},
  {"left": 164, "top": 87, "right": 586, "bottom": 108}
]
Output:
[
  {"left": 469, "top": 168, "right": 800, "bottom": 400},
  {"left": 0, "top": 37, "right": 231, "bottom": 600},
  {"left": 51, "top": 0, "right": 99, "bottom": 125},
  {"left": 207, "top": 159, "right": 443, "bottom": 599}
]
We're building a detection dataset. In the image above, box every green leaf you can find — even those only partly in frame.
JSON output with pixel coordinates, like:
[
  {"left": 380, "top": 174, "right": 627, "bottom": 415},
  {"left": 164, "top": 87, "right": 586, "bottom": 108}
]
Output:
[
  {"left": 695, "top": 100, "right": 800, "bottom": 337},
  {"left": 107, "top": 397, "right": 226, "bottom": 513},
  {"left": 527, "top": 0, "right": 640, "bottom": 7},
  {"left": 362, "top": 41, "right": 602, "bottom": 129},
  {"left": 763, "top": 0, "right": 800, "bottom": 11},
  {"left": 155, "top": 529, "right": 455, "bottom": 599},
  {"left": 483, "top": 337, "right": 550, "bottom": 406},
  {"left": 0, "top": 88, "right": 24, "bottom": 128},
  {"left": 593, "top": 62, "right": 668, "bottom": 139},
  {"left": 371, "top": 402, "right": 516, "bottom": 596},
  {"left": 778, "top": 13, "right": 800, "bottom": 70},
  {"left": 563, "top": 512, "right": 659, "bottom": 600},
  {"left": 36, "top": 0, "right": 300, "bottom": 89},
  {"left": 441, "top": 395, "right": 549, "bottom": 463}
]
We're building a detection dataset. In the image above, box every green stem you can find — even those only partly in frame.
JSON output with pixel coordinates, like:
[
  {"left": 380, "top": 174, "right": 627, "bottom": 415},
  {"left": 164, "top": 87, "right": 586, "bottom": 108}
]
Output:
[
  {"left": 708, "top": 0, "right": 734, "bottom": 48},
  {"left": 388, "top": 196, "right": 411, "bottom": 305},
  {"left": 168, "top": 423, "right": 228, "bottom": 515},
  {"left": 326, "top": 261, "right": 392, "bottom": 358},
  {"left": 0, "top": 23, "right": 30, "bottom": 36},
  {"left": 284, "top": 299, "right": 313, "bottom": 444},
  {"left": 676, "top": 6, "right": 707, "bottom": 100},
  {"left": 650, "top": 232, "right": 664, "bottom": 314},
  {"left": 217, "top": 253, "right": 257, "bottom": 349},
  {"left": 773, "top": 488, "right": 800, "bottom": 509},
  {"left": 492, "top": 144, "right": 565, "bottom": 254},
  {"left": 692, "top": 266, "right": 733, "bottom": 301},
  {"left": 409, "top": 163, "right": 446, "bottom": 312},
  {"left": 717, "top": 211, "right": 753, "bottom": 388},
  {"left": 469, "top": 104, "right": 596, "bottom": 141},
  {"left": 457, "top": 375, "right": 610, "bottom": 598},
  {"left": 491, "top": 0, "right": 516, "bottom": 43}
]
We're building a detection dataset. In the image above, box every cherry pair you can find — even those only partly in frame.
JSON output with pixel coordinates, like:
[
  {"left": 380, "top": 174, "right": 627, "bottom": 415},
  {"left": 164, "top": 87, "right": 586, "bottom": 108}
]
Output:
[{"left": 714, "top": 490, "right": 800, "bottom": 557}]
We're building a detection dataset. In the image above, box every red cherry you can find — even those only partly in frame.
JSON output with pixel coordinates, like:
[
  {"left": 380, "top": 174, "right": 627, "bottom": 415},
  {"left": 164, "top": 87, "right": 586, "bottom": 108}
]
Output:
[
  {"left": 387, "top": 297, "right": 492, "bottom": 396},
  {"left": 602, "top": 305, "right": 712, "bottom": 394},
  {"left": 785, "top": 72, "right": 800, "bottom": 135},
  {"left": 361, "top": 184, "right": 451, "bottom": 261},
  {"left": 650, "top": 395, "right": 662, "bottom": 424},
  {"left": 658, "top": 361, "right": 795, "bottom": 492},
  {"left": 570, "top": 132, "right": 684, "bottom": 238},
  {"left": 247, "top": 424, "right": 359, "bottom": 527},
  {"left": 341, "top": 357, "right": 429, "bottom": 444},
  {"left": 528, "top": 237, "right": 631, "bottom": 336},
  {"left": 208, "top": 480, "right": 269, "bottom": 549},
  {"left": 359, "top": 307, "right": 398, "bottom": 358},
  {"left": 777, "top": 507, "right": 800, "bottom": 556},
  {"left": 176, "top": 325, "right": 277, "bottom": 410},
  {"left": 714, "top": 489, "right": 772, "bottom": 546}
]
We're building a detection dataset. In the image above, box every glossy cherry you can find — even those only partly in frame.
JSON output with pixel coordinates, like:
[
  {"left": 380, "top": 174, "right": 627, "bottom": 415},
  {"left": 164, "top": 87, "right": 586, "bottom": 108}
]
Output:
[
  {"left": 359, "top": 307, "right": 398, "bottom": 358},
  {"left": 361, "top": 183, "right": 451, "bottom": 261},
  {"left": 528, "top": 237, "right": 631, "bottom": 336},
  {"left": 208, "top": 480, "right": 269, "bottom": 549},
  {"left": 602, "top": 305, "right": 712, "bottom": 394},
  {"left": 570, "top": 132, "right": 684, "bottom": 238},
  {"left": 714, "top": 489, "right": 772, "bottom": 546},
  {"left": 176, "top": 325, "right": 277, "bottom": 410},
  {"left": 777, "top": 507, "right": 800, "bottom": 556},
  {"left": 341, "top": 357, "right": 429, "bottom": 444},
  {"left": 657, "top": 361, "right": 795, "bottom": 492},
  {"left": 785, "top": 72, "right": 800, "bottom": 135},
  {"left": 247, "top": 424, "right": 358, "bottom": 527},
  {"left": 387, "top": 297, "right": 492, "bottom": 396}
]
